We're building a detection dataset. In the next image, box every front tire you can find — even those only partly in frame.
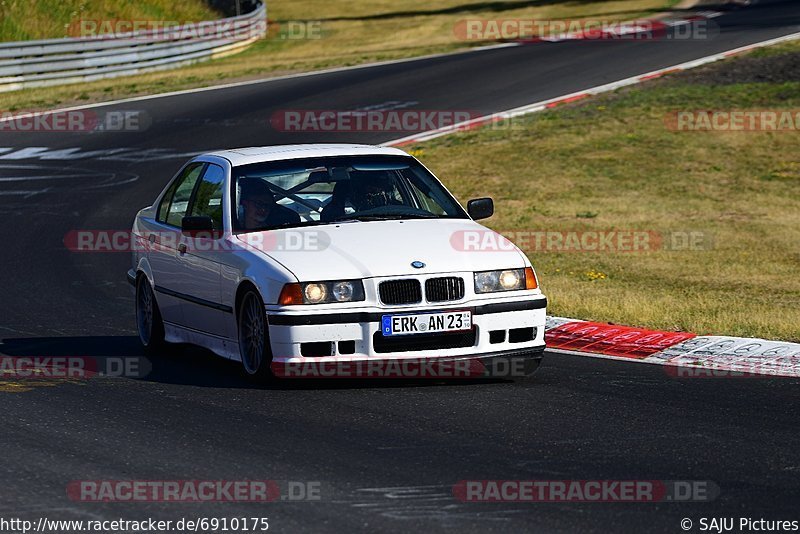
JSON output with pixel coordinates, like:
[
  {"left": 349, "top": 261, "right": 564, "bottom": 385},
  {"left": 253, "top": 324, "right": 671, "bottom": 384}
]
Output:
[
  {"left": 238, "top": 289, "right": 273, "bottom": 380},
  {"left": 136, "top": 275, "right": 165, "bottom": 354}
]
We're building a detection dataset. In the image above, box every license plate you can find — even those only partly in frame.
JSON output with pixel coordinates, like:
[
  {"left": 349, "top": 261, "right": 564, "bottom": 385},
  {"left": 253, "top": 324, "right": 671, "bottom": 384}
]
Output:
[{"left": 381, "top": 311, "right": 472, "bottom": 336}]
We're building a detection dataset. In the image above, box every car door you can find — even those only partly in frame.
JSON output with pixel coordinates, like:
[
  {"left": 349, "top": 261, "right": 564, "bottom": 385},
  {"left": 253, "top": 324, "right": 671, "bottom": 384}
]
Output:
[
  {"left": 149, "top": 161, "right": 205, "bottom": 328},
  {"left": 173, "top": 163, "right": 231, "bottom": 339}
]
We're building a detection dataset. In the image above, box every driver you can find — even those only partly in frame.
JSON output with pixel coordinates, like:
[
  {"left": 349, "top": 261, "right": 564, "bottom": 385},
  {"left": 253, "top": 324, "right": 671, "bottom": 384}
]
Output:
[
  {"left": 238, "top": 178, "right": 300, "bottom": 230},
  {"left": 350, "top": 171, "right": 398, "bottom": 211}
]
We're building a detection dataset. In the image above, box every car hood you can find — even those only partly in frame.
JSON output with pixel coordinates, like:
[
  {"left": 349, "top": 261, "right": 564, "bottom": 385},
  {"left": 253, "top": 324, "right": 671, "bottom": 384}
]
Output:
[{"left": 238, "top": 219, "right": 528, "bottom": 281}]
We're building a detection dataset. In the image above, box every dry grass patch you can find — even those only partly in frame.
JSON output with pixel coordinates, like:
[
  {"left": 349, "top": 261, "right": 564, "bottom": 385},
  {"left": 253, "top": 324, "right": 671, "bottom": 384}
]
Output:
[{"left": 407, "top": 47, "right": 800, "bottom": 341}]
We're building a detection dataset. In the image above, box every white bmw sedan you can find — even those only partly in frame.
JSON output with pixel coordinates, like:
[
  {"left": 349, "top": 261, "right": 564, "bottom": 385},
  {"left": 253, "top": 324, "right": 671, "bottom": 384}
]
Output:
[{"left": 128, "top": 144, "right": 547, "bottom": 379}]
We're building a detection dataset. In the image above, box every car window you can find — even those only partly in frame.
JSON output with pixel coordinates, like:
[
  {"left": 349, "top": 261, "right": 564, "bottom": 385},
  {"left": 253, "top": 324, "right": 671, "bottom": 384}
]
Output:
[
  {"left": 188, "top": 164, "right": 226, "bottom": 230},
  {"left": 405, "top": 172, "right": 448, "bottom": 215},
  {"left": 159, "top": 163, "right": 204, "bottom": 227},
  {"left": 231, "top": 156, "right": 468, "bottom": 231},
  {"left": 157, "top": 179, "right": 181, "bottom": 223}
]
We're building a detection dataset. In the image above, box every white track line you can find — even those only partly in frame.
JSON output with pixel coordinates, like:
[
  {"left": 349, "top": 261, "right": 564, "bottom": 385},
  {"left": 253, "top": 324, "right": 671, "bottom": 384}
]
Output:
[
  {"left": 547, "top": 347, "right": 668, "bottom": 367},
  {"left": 0, "top": 43, "right": 518, "bottom": 123},
  {"left": 383, "top": 31, "right": 800, "bottom": 146}
]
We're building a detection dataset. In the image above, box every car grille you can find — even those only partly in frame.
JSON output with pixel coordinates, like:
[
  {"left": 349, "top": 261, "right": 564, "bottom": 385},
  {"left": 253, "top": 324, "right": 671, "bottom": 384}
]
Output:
[
  {"left": 373, "top": 329, "right": 477, "bottom": 354},
  {"left": 425, "top": 277, "right": 465, "bottom": 302},
  {"left": 379, "top": 279, "right": 422, "bottom": 305}
]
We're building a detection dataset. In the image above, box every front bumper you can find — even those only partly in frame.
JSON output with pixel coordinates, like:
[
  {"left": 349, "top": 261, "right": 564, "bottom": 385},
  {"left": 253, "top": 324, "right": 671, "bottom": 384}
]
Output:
[{"left": 266, "top": 296, "right": 546, "bottom": 366}]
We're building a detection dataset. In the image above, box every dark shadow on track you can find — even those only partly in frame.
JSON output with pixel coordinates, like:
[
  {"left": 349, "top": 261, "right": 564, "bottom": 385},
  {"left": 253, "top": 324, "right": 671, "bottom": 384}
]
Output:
[{"left": 0, "top": 336, "right": 516, "bottom": 391}]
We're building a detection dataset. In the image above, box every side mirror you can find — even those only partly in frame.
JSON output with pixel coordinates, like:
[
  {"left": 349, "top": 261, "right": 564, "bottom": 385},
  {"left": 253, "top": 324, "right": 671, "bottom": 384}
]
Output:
[
  {"left": 181, "top": 216, "right": 217, "bottom": 238},
  {"left": 467, "top": 197, "right": 494, "bottom": 220}
]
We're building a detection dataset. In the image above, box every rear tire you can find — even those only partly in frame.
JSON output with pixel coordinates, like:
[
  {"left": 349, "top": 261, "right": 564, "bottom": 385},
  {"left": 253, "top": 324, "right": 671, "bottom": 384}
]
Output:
[
  {"left": 238, "top": 289, "right": 273, "bottom": 380},
  {"left": 136, "top": 275, "right": 165, "bottom": 355}
]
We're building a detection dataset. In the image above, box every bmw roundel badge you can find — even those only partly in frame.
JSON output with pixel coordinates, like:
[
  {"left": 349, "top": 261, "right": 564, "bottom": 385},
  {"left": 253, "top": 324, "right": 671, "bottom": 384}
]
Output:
[{"left": 411, "top": 261, "right": 426, "bottom": 269}]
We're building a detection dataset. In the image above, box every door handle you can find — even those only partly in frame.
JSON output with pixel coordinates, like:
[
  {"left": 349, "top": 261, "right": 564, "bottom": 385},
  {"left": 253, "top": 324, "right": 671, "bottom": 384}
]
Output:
[{"left": 178, "top": 243, "right": 187, "bottom": 254}]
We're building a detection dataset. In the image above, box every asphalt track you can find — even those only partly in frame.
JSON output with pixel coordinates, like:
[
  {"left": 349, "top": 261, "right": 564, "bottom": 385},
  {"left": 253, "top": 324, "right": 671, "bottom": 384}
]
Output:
[{"left": 1, "top": 1, "right": 799, "bottom": 532}]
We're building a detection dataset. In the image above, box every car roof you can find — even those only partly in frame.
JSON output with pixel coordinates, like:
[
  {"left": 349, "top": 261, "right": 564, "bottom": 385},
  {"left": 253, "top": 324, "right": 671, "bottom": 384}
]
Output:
[{"left": 204, "top": 144, "right": 411, "bottom": 166}]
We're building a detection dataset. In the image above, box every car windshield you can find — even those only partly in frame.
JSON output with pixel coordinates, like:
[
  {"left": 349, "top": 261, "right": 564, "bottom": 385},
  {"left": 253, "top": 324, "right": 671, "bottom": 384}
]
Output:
[{"left": 231, "top": 155, "right": 469, "bottom": 232}]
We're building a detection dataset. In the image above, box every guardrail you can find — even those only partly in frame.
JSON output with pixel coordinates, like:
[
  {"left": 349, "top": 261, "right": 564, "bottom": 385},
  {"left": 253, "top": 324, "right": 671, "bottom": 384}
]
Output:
[{"left": 0, "top": 2, "right": 266, "bottom": 93}]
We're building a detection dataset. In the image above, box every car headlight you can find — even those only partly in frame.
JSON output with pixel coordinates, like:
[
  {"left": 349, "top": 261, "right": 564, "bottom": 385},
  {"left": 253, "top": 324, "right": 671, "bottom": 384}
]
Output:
[
  {"left": 304, "top": 283, "right": 328, "bottom": 304},
  {"left": 332, "top": 281, "right": 355, "bottom": 302},
  {"left": 474, "top": 267, "right": 538, "bottom": 293},
  {"left": 279, "top": 280, "right": 365, "bottom": 305}
]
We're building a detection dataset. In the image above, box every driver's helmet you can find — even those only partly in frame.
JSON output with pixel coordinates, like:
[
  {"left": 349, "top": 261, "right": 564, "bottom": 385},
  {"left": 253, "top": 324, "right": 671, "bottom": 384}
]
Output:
[{"left": 350, "top": 171, "right": 396, "bottom": 211}]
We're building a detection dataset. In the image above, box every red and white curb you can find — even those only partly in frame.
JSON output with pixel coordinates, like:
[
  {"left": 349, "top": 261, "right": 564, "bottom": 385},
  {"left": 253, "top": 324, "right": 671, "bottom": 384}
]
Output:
[
  {"left": 545, "top": 317, "right": 800, "bottom": 378},
  {"left": 383, "top": 30, "right": 800, "bottom": 147}
]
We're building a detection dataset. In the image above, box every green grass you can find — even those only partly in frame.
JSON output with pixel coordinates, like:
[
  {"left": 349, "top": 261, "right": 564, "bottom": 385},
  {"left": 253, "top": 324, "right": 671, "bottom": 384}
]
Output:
[
  {"left": 405, "top": 46, "right": 800, "bottom": 342},
  {"left": 0, "top": 0, "right": 678, "bottom": 110},
  {"left": 0, "top": 0, "right": 221, "bottom": 41}
]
